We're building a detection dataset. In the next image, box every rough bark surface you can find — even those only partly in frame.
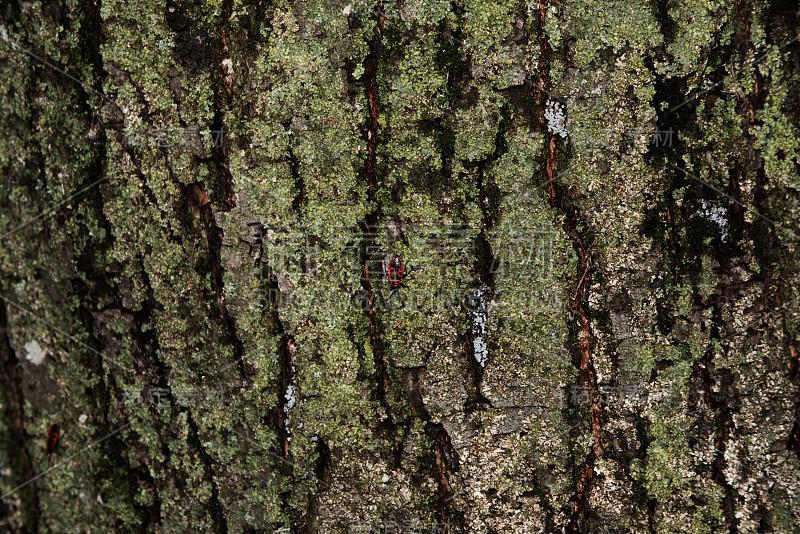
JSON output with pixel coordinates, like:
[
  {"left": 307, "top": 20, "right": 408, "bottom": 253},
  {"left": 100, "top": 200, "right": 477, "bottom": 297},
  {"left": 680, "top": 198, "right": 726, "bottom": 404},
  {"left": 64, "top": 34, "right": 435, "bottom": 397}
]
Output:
[{"left": 1, "top": 0, "right": 799, "bottom": 532}]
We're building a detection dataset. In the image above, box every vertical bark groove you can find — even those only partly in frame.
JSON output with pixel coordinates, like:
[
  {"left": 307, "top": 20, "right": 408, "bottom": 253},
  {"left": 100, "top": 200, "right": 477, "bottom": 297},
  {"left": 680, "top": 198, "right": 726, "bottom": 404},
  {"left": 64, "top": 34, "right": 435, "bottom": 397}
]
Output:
[
  {"left": 535, "top": 1, "right": 603, "bottom": 529},
  {"left": 0, "top": 303, "right": 40, "bottom": 533}
]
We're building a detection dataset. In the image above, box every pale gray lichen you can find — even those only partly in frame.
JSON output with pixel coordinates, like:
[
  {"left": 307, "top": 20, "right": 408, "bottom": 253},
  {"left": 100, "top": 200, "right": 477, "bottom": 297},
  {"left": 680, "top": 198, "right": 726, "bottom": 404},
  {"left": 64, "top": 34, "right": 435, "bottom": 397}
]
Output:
[
  {"left": 545, "top": 99, "right": 568, "bottom": 138},
  {"left": 694, "top": 200, "right": 729, "bottom": 242},
  {"left": 470, "top": 287, "right": 489, "bottom": 367},
  {"left": 23, "top": 340, "right": 45, "bottom": 365}
]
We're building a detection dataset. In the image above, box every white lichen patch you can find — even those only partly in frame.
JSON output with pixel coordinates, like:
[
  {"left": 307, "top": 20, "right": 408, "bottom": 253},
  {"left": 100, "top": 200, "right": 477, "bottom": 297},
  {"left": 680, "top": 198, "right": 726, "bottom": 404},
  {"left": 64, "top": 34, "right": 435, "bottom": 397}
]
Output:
[
  {"left": 693, "top": 200, "right": 729, "bottom": 242},
  {"left": 545, "top": 99, "right": 568, "bottom": 138},
  {"left": 470, "top": 288, "right": 489, "bottom": 367},
  {"left": 283, "top": 384, "right": 296, "bottom": 441},
  {"left": 24, "top": 340, "right": 46, "bottom": 365},
  {"left": 283, "top": 385, "right": 296, "bottom": 412}
]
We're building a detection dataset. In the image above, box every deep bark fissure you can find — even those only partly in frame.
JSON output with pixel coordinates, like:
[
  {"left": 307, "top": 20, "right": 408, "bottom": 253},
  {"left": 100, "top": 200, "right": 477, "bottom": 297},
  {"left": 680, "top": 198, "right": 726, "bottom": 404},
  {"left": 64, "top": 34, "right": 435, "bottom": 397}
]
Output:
[
  {"left": 462, "top": 165, "right": 500, "bottom": 410},
  {"left": 743, "top": 3, "right": 800, "bottom": 473},
  {"left": 534, "top": 2, "right": 603, "bottom": 529},
  {"left": 124, "top": 161, "right": 232, "bottom": 531},
  {"left": 636, "top": 5, "right": 770, "bottom": 529},
  {"left": 279, "top": 336, "right": 297, "bottom": 461},
  {"left": 154, "top": 332, "right": 230, "bottom": 534},
  {"left": 681, "top": 6, "right": 800, "bottom": 532},
  {"left": 81, "top": 128, "right": 166, "bottom": 531},
  {"left": 0, "top": 303, "right": 40, "bottom": 533},
  {"left": 244, "top": 221, "right": 296, "bottom": 530},
  {"left": 130, "top": 265, "right": 178, "bottom": 527},
  {"left": 38, "top": 19, "right": 176, "bottom": 526},
  {"left": 665, "top": 204, "right": 679, "bottom": 283},
  {"left": 69, "top": 7, "right": 181, "bottom": 524},
  {"left": 209, "top": 0, "right": 236, "bottom": 210},
  {"left": 120, "top": 191, "right": 228, "bottom": 532},
  {"left": 432, "top": 425, "right": 456, "bottom": 526},
  {"left": 77, "top": 172, "right": 165, "bottom": 529},
  {"left": 629, "top": 414, "right": 658, "bottom": 534},
  {"left": 208, "top": 218, "right": 251, "bottom": 384},
  {"left": 686, "top": 12, "right": 761, "bottom": 534},
  {"left": 693, "top": 305, "right": 740, "bottom": 533},
  {"left": 197, "top": 0, "right": 252, "bottom": 390},
  {"left": 360, "top": 11, "right": 391, "bottom": 418},
  {"left": 360, "top": 9, "right": 466, "bottom": 528},
  {"left": 186, "top": 415, "right": 230, "bottom": 533},
  {"left": 269, "top": 126, "right": 307, "bottom": 524}
]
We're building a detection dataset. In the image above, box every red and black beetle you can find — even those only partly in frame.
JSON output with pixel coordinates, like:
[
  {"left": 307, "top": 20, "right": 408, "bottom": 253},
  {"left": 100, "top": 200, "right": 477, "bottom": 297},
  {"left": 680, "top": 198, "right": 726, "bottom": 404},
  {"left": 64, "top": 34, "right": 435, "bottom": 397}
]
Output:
[
  {"left": 46, "top": 423, "right": 60, "bottom": 453},
  {"left": 387, "top": 255, "right": 405, "bottom": 290}
]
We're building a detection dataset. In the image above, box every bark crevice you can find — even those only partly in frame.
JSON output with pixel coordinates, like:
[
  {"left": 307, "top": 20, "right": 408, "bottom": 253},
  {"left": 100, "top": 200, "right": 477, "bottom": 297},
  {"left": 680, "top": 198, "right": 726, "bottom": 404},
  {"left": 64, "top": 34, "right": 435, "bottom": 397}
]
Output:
[{"left": 534, "top": 2, "right": 603, "bottom": 529}]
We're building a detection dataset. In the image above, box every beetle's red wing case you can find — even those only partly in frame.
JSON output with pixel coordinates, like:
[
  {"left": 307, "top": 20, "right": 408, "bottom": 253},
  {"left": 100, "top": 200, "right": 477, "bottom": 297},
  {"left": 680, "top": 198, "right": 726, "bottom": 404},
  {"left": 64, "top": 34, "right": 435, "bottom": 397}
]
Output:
[
  {"left": 46, "top": 423, "right": 60, "bottom": 453},
  {"left": 387, "top": 256, "right": 404, "bottom": 288}
]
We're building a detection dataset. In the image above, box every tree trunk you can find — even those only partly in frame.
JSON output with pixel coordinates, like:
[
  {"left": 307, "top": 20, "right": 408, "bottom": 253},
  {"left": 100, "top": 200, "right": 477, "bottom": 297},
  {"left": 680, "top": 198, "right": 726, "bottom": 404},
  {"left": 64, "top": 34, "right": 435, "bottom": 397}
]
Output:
[{"left": 1, "top": 0, "right": 799, "bottom": 532}]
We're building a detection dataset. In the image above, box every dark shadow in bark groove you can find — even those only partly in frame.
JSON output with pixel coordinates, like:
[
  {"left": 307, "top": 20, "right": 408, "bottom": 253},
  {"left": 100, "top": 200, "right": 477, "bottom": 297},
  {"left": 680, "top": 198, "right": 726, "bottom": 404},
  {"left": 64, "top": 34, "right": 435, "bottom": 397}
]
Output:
[
  {"left": 531, "top": 3, "right": 604, "bottom": 530},
  {"left": 0, "top": 303, "right": 40, "bottom": 533},
  {"left": 692, "top": 303, "right": 740, "bottom": 534}
]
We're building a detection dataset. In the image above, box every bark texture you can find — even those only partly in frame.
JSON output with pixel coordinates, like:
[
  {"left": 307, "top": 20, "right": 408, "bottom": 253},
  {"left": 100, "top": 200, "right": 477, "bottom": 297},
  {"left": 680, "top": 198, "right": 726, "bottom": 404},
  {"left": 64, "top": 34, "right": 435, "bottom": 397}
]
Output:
[{"left": 1, "top": 0, "right": 799, "bottom": 532}]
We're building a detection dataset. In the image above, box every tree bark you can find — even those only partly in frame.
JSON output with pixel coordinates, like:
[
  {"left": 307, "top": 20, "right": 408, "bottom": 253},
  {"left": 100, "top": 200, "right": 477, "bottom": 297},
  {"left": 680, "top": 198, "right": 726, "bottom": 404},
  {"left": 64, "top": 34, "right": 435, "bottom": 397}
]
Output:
[{"left": 1, "top": 0, "right": 799, "bottom": 532}]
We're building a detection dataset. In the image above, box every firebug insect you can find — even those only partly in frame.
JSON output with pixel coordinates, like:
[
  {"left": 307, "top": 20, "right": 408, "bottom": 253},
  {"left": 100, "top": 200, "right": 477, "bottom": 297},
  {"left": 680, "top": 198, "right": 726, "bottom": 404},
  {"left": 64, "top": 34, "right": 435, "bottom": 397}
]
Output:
[
  {"left": 46, "top": 423, "right": 60, "bottom": 453},
  {"left": 384, "top": 255, "right": 411, "bottom": 310},
  {"left": 387, "top": 255, "right": 404, "bottom": 290}
]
